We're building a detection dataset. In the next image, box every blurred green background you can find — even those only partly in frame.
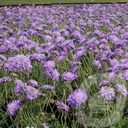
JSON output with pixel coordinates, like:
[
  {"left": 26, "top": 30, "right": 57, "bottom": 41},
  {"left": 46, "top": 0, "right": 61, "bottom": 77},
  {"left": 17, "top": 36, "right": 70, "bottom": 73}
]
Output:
[{"left": 0, "top": 0, "right": 127, "bottom": 5}]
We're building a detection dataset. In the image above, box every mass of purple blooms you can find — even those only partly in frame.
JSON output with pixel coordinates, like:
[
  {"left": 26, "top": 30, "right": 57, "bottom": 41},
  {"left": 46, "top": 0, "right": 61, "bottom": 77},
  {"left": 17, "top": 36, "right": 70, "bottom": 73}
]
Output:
[{"left": 0, "top": 3, "right": 128, "bottom": 128}]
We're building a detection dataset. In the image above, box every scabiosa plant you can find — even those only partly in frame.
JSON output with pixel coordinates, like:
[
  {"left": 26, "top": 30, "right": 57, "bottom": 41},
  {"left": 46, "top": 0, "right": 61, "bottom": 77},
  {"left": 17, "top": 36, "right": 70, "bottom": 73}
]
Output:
[
  {"left": 55, "top": 101, "right": 69, "bottom": 111},
  {"left": 0, "top": 76, "right": 12, "bottom": 84},
  {"left": 56, "top": 55, "right": 66, "bottom": 63},
  {"left": 50, "top": 69, "right": 60, "bottom": 81},
  {"left": 27, "top": 79, "right": 38, "bottom": 87},
  {"left": 67, "top": 88, "right": 88, "bottom": 107},
  {"left": 44, "top": 68, "right": 60, "bottom": 81},
  {"left": 15, "top": 54, "right": 32, "bottom": 70},
  {"left": 107, "top": 72, "right": 116, "bottom": 81},
  {"left": 115, "top": 84, "right": 128, "bottom": 96},
  {"left": 41, "top": 85, "right": 55, "bottom": 90},
  {"left": 0, "top": 54, "right": 6, "bottom": 68},
  {"left": 14, "top": 79, "right": 27, "bottom": 96},
  {"left": 7, "top": 100, "right": 21, "bottom": 116},
  {"left": 43, "top": 60, "right": 56, "bottom": 70},
  {"left": 98, "top": 80, "right": 110, "bottom": 89},
  {"left": 92, "top": 60, "right": 102, "bottom": 69},
  {"left": 100, "top": 86, "right": 115, "bottom": 100},
  {"left": 123, "top": 70, "right": 128, "bottom": 80},
  {"left": 23, "top": 86, "right": 43, "bottom": 100},
  {"left": 62, "top": 72, "right": 78, "bottom": 81},
  {"left": 4, "top": 54, "right": 32, "bottom": 72}
]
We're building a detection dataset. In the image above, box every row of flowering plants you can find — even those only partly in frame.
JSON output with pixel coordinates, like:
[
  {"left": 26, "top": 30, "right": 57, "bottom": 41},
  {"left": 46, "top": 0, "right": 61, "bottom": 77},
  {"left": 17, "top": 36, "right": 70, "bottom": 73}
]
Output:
[{"left": 0, "top": 3, "right": 128, "bottom": 128}]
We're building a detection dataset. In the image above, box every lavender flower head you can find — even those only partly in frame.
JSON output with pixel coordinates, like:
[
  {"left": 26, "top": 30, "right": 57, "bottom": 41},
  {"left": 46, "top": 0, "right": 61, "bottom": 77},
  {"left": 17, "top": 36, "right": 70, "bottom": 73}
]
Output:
[
  {"left": 67, "top": 88, "right": 88, "bottom": 107},
  {"left": 100, "top": 86, "right": 115, "bottom": 100},
  {"left": 56, "top": 101, "right": 69, "bottom": 111},
  {"left": 62, "top": 72, "right": 78, "bottom": 81},
  {"left": 115, "top": 84, "right": 128, "bottom": 96},
  {"left": 7, "top": 100, "right": 21, "bottom": 116},
  {"left": 41, "top": 85, "right": 55, "bottom": 90}
]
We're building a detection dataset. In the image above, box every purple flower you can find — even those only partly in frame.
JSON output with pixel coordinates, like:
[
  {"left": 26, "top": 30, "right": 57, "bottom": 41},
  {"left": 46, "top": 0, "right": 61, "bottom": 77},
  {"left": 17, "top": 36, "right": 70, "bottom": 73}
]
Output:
[
  {"left": 30, "top": 53, "right": 46, "bottom": 63},
  {"left": 73, "top": 31, "right": 81, "bottom": 40},
  {"left": 41, "top": 85, "right": 55, "bottom": 90},
  {"left": 109, "top": 59, "right": 119, "bottom": 67},
  {"left": 14, "top": 79, "right": 25, "bottom": 96},
  {"left": 16, "top": 55, "right": 32, "bottom": 70},
  {"left": 56, "top": 56, "right": 66, "bottom": 62},
  {"left": 67, "top": 88, "right": 88, "bottom": 107},
  {"left": 115, "top": 84, "right": 128, "bottom": 96},
  {"left": 24, "top": 86, "right": 43, "bottom": 100},
  {"left": 28, "top": 79, "right": 38, "bottom": 87},
  {"left": 107, "top": 72, "right": 116, "bottom": 81},
  {"left": 87, "top": 19, "right": 93, "bottom": 27},
  {"left": 4, "top": 54, "right": 32, "bottom": 72},
  {"left": 44, "top": 69, "right": 60, "bottom": 81},
  {"left": 74, "top": 48, "right": 86, "bottom": 59},
  {"left": 50, "top": 69, "right": 60, "bottom": 81},
  {"left": 56, "top": 101, "right": 69, "bottom": 111},
  {"left": 92, "top": 60, "right": 102, "bottom": 69},
  {"left": 56, "top": 36, "right": 65, "bottom": 43},
  {"left": 93, "top": 30, "right": 104, "bottom": 38},
  {"left": 98, "top": 81, "right": 110, "bottom": 89},
  {"left": 7, "top": 100, "right": 21, "bottom": 116},
  {"left": 100, "top": 86, "right": 115, "bottom": 100},
  {"left": 44, "top": 60, "right": 55, "bottom": 70},
  {"left": 70, "top": 66, "right": 79, "bottom": 74},
  {"left": 0, "top": 44, "right": 8, "bottom": 54},
  {"left": 123, "top": 70, "right": 128, "bottom": 80},
  {"left": 0, "top": 77, "right": 12, "bottom": 84},
  {"left": 62, "top": 72, "right": 78, "bottom": 81},
  {"left": 0, "top": 54, "right": 6, "bottom": 61}
]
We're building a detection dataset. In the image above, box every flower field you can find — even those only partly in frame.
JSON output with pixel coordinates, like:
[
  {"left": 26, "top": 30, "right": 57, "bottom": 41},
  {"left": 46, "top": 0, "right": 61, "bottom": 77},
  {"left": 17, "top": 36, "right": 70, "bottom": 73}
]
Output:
[
  {"left": 0, "top": 3, "right": 128, "bottom": 128},
  {"left": 0, "top": 0, "right": 128, "bottom": 6}
]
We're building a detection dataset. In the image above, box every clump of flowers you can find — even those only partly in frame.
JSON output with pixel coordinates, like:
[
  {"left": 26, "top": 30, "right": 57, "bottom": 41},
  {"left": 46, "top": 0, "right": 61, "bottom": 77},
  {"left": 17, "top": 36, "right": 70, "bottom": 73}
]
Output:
[
  {"left": 43, "top": 60, "right": 60, "bottom": 81},
  {"left": 4, "top": 54, "right": 32, "bottom": 72}
]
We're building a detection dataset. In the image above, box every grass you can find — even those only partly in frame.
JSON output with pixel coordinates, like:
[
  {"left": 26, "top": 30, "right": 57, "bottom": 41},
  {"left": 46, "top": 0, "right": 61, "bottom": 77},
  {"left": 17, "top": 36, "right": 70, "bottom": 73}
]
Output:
[{"left": 0, "top": 0, "right": 128, "bottom": 5}]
